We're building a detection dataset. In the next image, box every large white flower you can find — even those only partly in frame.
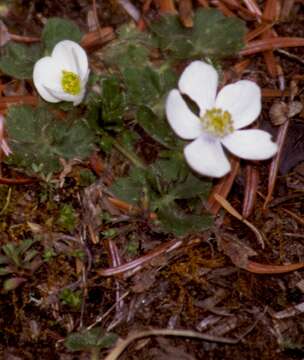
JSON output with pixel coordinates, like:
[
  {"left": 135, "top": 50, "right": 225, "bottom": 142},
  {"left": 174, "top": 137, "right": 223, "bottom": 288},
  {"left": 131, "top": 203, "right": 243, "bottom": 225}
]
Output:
[
  {"left": 33, "top": 40, "right": 89, "bottom": 106},
  {"left": 166, "top": 61, "right": 278, "bottom": 178}
]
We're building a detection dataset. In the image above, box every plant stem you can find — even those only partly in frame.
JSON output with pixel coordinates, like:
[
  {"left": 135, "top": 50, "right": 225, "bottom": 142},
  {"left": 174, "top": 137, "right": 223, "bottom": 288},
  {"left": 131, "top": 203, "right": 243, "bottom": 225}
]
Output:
[
  {"left": 113, "top": 139, "right": 146, "bottom": 170},
  {"left": 90, "top": 348, "right": 99, "bottom": 360}
]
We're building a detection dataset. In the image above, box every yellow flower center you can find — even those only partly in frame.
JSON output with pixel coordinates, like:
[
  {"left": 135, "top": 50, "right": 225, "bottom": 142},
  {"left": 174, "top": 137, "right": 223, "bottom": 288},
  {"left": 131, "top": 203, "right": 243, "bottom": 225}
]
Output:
[
  {"left": 201, "top": 108, "right": 234, "bottom": 137},
  {"left": 61, "top": 70, "right": 81, "bottom": 95}
]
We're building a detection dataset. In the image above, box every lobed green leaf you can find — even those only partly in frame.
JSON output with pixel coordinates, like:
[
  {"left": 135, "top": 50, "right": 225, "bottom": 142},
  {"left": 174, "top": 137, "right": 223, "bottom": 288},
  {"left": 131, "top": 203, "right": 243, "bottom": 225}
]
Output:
[
  {"left": 6, "top": 105, "right": 95, "bottom": 176},
  {"left": 42, "top": 17, "right": 83, "bottom": 52},
  {"left": 0, "top": 42, "right": 42, "bottom": 79},
  {"left": 65, "top": 328, "right": 118, "bottom": 351},
  {"left": 151, "top": 8, "right": 246, "bottom": 60}
]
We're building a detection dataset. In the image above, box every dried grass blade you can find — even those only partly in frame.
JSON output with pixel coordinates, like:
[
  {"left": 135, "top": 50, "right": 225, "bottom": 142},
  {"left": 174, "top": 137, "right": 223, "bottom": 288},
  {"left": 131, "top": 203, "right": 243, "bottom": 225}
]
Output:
[
  {"left": 0, "top": 177, "right": 36, "bottom": 184},
  {"left": 242, "top": 0, "right": 262, "bottom": 16},
  {"left": 263, "top": 0, "right": 281, "bottom": 21},
  {"left": 97, "top": 239, "right": 182, "bottom": 277},
  {"left": 213, "top": 1, "right": 236, "bottom": 17},
  {"left": 179, "top": 0, "right": 193, "bottom": 27},
  {"left": 245, "top": 23, "right": 274, "bottom": 42},
  {"left": 242, "top": 165, "right": 259, "bottom": 218},
  {"left": 155, "top": 0, "right": 177, "bottom": 13},
  {"left": 262, "top": 88, "right": 289, "bottom": 98},
  {"left": 207, "top": 157, "right": 239, "bottom": 215},
  {"left": 233, "top": 59, "right": 251, "bottom": 75},
  {"left": 246, "top": 260, "right": 304, "bottom": 274},
  {"left": 104, "top": 329, "right": 238, "bottom": 360},
  {"left": 214, "top": 194, "right": 265, "bottom": 248},
  {"left": 0, "top": 96, "right": 37, "bottom": 111},
  {"left": 264, "top": 120, "right": 289, "bottom": 208},
  {"left": 240, "top": 37, "right": 304, "bottom": 56}
]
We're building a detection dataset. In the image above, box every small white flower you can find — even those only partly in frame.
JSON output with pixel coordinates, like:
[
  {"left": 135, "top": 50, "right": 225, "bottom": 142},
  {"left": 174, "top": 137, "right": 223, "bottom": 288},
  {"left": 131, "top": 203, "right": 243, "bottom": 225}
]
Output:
[
  {"left": 33, "top": 40, "right": 89, "bottom": 106},
  {"left": 166, "top": 61, "right": 278, "bottom": 178}
]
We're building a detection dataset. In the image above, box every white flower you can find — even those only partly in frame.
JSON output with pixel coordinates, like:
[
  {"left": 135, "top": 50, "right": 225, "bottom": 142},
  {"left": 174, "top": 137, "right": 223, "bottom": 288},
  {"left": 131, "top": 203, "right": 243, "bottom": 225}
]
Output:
[
  {"left": 166, "top": 61, "right": 278, "bottom": 178},
  {"left": 33, "top": 40, "right": 89, "bottom": 106}
]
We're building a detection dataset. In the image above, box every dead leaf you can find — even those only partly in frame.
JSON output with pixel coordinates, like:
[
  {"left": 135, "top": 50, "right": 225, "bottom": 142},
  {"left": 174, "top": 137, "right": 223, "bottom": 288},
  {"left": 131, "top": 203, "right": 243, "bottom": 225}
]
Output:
[
  {"left": 261, "top": 117, "right": 304, "bottom": 175},
  {"left": 288, "top": 101, "right": 303, "bottom": 117},
  {"left": 279, "top": 121, "right": 304, "bottom": 174},
  {"left": 59, "top": 158, "right": 82, "bottom": 187},
  {"left": 269, "top": 101, "right": 289, "bottom": 126},
  {"left": 131, "top": 269, "right": 157, "bottom": 293},
  {"left": 217, "top": 235, "right": 257, "bottom": 269},
  {"left": 0, "top": 20, "right": 11, "bottom": 47},
  {"left": 269, "top": 100, "right": 303, "bottom": 126}
]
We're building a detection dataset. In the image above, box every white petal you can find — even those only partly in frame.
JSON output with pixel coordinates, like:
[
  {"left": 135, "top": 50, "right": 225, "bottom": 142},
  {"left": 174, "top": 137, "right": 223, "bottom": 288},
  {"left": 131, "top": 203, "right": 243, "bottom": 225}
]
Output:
[
  {"left": 184, "top": 134, "right": 231, "bottom": 178},
  {"left": 33, "top": 57, "right": 62, "bottom": 103},
  {"left": 45, "top": 87, "right": 86, "bottom": 106},
  {"left": 215, "top": 80, "right": 261, "bottom": 130},
  {"left": 178, "top": 61, "right": 218, "bottom": 115},
  {"left": 222, "top": 129, "right": 278, "bottom": 160},
  {"left": 52, "top": 40, "right": 88, "bottom": 80},
  {"left": 73, "top": 91, "right": 86, "bottom": 106},
  {"left": 166, "top": 89, "right": 202, "bottom": 140}
]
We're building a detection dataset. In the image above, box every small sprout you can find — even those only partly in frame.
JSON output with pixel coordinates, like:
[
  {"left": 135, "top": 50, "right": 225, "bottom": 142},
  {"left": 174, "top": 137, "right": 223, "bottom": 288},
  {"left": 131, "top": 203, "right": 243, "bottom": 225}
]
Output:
[
  {"left": 33, "top": 40, "right": 89, "bottom": 106},
  {"left": 59, "top": 288, "right": 82, "bottom": 309},
  {"left": 101, "top": 229, "right": 118, "bottom": 238},
  {"left": 166, "top": 61, "right": 278, "bottom": 178},
  {"left": 69, "top": 249, "right": 85, "bottom": 259},
  {"left": 57, "top": 204, "right": 77, "bottom": 232},
  {"left": 0, "top": 239, "right": 41, "bottom": 291},
  {"left": 43, "top": 248, "right": 56, "bottom": 262}
]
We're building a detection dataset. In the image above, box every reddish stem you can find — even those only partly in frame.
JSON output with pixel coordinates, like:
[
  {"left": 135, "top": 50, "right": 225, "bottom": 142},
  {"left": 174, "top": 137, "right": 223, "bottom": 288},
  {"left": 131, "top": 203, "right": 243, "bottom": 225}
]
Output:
[
  {"left": 264, "top": 120, "right": 289, "bottom": 208},
  {"left": 242, "top": 165, "right": 259, "bottom": 219}
]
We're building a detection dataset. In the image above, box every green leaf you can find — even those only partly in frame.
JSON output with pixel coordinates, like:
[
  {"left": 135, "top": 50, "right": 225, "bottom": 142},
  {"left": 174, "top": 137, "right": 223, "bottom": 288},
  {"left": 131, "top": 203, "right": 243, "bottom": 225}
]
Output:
[
  {"left": 136, "top": 106, "right": 176, "bottom": 148},
  {"left": 17, "top": 238, "right": 36, "bottom": 256},
  {"left": 6, "top": 105, "right": 95, "bottom": 176},
  {"left": 79, "top": 169, "right": 96, "bottom": 187},
  {"left": 0, "top": 42, "right": 42, "bottom": 79},
  {"left": 99, "top": 134, "right": 114, "bottom": 153},
  {"left": 151, "top": 155, "right": 187, "bottom": 184},
  {"left": 151, "top": 8, "right": 246, "bottom": 59},
  {"left": 123, "top": 66, "right": 161, "bottom": 107},
  {"left": 170, "top": 173, "right": 212, "bottom": 200},
  {"left": 157, "top": 205, "right": 212, "bottom": 236},
  {"left": 23, "top": 249, "right": 39, "bottom": 263},
  {"left": 103, "top": 23, "right": 155, "bottom": 69},
  {"left": 110, "top": 167, "right": 148, "bottom": 205},
  {"left": 2, "top": 243, "right": 19, "bottom": 266},
  {"left": 42, "top": 17, "right": 83, "bottom": 52},
  {"left": 118, "top": 130, "right": 139, "bottom": 153},
  {"left": 100, "top": 76, "right": 126, "bottom": 129},
  {"left": 65, "top": 328, "right": 118, "bottom": 351},
  {"left": 122, "top": 62, "right": 177, "bottom": 117}
]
